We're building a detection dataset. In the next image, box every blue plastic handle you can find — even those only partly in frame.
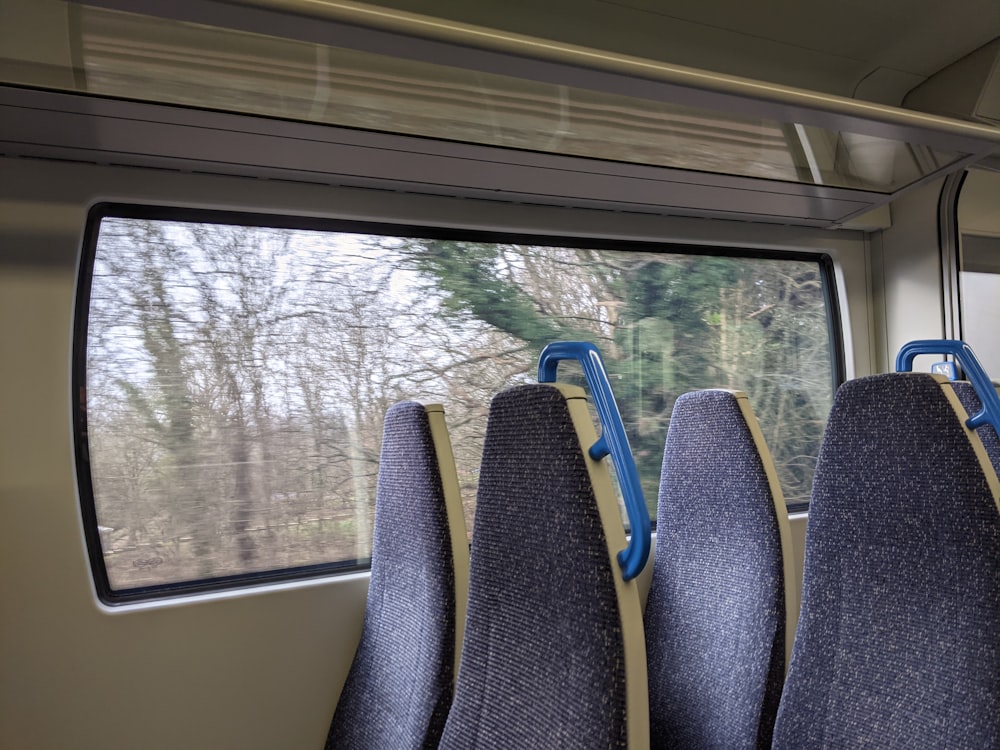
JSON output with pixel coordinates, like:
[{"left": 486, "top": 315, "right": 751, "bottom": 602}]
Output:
[
  {"left": 538, "top": 341, "right": 651, "bottom": 581},
  {"left": 896, "top": 339, "right": 1000, "bottom": 432}
]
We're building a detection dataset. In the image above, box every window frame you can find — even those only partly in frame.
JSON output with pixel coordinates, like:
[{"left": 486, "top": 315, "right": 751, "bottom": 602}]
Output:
[{"left": 74, "top": 201, "right": 844, "bottom": 603}]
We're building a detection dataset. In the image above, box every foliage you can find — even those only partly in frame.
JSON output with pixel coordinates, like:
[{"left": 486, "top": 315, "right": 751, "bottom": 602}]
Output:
[{"left": 87, "top": 220, "right": 833, "bottom": 588}]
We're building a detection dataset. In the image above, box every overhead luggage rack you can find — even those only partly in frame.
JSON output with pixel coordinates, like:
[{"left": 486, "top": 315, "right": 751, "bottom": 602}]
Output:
[{"left": 2, "top": 0, "right": 1000, "bottom": 225}]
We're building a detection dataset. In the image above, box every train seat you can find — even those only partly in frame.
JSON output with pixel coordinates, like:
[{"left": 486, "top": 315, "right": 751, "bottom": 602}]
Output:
[
  {"left": 438, "top": 383, "right": 648, "bottom": 749},
  {"left": 325, "top": 402, "right": 469, "bottom": 750},
  {"left": 644, "top": 389, "right": 794, "bottom": 750},
  {"left": 772, "top": 373, "right": 1000, "bottom": 748}
]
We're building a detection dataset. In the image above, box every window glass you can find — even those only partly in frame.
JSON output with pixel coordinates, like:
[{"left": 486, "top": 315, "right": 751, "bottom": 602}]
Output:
[
  {"left": 79, "top": 208, "right": 837, "bottom": 597},
  {"left": 958, "top": 168, "right": 1000, "bottom": 376}
]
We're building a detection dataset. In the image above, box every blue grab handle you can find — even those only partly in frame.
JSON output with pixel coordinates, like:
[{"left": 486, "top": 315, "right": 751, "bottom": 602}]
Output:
[
  {"left": 538, "top": 342, "right": 651, "bottom": 581},
  {"left": 896, "top": 339, "right": 1000, "bottom": 432}
]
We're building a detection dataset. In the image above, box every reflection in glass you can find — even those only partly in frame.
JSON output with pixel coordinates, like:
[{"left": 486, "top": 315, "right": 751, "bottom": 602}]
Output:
[{"left": 1, "top": 4, "right": 967, "bottom": 192}]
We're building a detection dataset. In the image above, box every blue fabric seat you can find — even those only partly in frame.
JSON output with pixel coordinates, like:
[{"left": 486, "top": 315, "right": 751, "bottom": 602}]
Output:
[
  {"left": 645, "top": 389, "right": 794, "bottom": 750},
  {"left": 438, "top": 383, "right": 648, "bottom": 749},
  {"left": 772, "top": 373, "right": 1000, "bottom": 749},
  {"left": 326, "top": 402, "right": 469, "bottom": 750}
]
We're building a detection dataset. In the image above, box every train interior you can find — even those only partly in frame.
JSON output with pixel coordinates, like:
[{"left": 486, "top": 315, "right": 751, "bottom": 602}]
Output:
[{"left": 2, "top": 1, "right": 999, "bottom": 747}]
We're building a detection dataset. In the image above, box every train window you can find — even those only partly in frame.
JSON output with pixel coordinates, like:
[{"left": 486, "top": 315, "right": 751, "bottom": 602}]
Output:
[
  {"left": 76, "top": 205, "right": 839, "bottom": 601},
  {"left": 958, "top": 168, "right": 1000, "bottom": 375}
]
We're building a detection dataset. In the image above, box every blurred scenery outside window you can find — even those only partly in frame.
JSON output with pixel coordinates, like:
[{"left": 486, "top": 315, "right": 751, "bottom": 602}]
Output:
[{"left": 83, "top": 213, "right": 836, "bottom": 591}]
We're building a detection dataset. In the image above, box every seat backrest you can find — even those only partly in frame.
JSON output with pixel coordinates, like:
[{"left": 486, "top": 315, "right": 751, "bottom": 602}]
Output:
[
  {"left": 326, "top": 401, "right": 469, "bottom": 750},
  {"left": 773, "top": 373, "right": 1000, "bottom": 749},
  {"left": 645, "top": 389, "right": 794, "bottom": 750},
  {"left": 438, "top": 383, "right": 648, "bottom": 749}
]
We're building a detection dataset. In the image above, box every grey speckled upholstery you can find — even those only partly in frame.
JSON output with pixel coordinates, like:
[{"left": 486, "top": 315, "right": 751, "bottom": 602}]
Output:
[
  {"left": 439, "top": 383, "right": 647, "bottom": 749},
  {"left": 645, "top": 389, "right": 790, "bottom": 750},
  {"left": 773, "top": 373, "right": 1000, "bottom": 749},
  {"left": 326, "top": 401, "right": 467, "bottom": 750}
]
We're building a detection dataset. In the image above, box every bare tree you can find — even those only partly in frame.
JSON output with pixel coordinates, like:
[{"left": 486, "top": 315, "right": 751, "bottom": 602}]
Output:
[{"left": 86, "top": 219, "right": 833, "bottom": 589}]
